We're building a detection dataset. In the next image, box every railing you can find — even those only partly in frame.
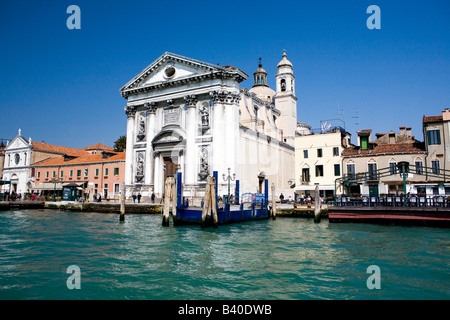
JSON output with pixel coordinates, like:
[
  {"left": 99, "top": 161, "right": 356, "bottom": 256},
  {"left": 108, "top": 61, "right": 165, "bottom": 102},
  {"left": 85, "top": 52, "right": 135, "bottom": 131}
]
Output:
[{"left": 334, "top": 195, "right": 449, "bottom": 208}]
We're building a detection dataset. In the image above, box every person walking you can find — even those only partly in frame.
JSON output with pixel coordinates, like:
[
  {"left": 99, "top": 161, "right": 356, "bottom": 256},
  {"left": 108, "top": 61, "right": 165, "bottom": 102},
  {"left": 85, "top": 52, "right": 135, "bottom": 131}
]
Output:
[
  {"left": 132, "top": 193, "right": 136, "bottom": 203},
  {"left": 137, "top": 193, "right": 141, "bottom": 203},
  {"left": 151, "top": 192, "right": 155, "bottom": 203}
]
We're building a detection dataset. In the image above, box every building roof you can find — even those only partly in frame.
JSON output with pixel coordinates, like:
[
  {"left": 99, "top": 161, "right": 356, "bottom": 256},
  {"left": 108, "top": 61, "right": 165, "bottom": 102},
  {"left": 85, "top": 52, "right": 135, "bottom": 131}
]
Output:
[
  {"left": 357, "top": 129, "right": 372, "bottom": 136},
  {"left": 83, "top": 143, "right": 114, "bottom": 152},
  {"left": 423, "top": 115, "right": 443, "bottom": 123},
  {"left": 277, "top": 51, "right": 293, "bottom": 68},
  {"left": 31, "top": 141, "right": 88, "bottom": 157},
  {"left": 32, "top": 152, "right": 126, "bottom": 167},
  {"left": 342, "top": 143, "right": 426, "bottom": 157}
]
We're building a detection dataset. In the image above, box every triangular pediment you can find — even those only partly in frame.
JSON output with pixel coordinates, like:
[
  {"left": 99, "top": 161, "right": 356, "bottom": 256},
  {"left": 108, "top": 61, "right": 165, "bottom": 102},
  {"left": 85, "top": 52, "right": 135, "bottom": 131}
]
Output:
[
  {"left": 5, "top": 135, "right": 29, "bottom": 151},
  {"left": 120, "top": 52, "right": 248, "bottom": 97}
]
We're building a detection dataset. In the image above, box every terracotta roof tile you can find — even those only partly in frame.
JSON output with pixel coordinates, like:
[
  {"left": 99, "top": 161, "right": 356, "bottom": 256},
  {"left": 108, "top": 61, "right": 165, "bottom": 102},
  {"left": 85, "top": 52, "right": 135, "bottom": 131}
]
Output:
[
  {"left": 342, "top": 143, "right": 425, "bottom": 156},
  {"left": 32, "top": 142, "right": 88, "bottom": 157},
  {"left": 423, "top": 115, "right": 443, "bottom": 123},
  {"left": 83, "top": 143, "right": 114, "bottom": 151},
  {"left": 33, "top": 152, "right": 125, "bottom": 166}
]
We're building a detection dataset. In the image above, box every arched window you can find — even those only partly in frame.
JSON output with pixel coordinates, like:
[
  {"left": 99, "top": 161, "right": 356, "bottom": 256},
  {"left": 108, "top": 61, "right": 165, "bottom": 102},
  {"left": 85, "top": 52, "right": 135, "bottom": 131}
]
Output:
[{"left": 280, "top": 79, "right": 286, "bottom": 92}]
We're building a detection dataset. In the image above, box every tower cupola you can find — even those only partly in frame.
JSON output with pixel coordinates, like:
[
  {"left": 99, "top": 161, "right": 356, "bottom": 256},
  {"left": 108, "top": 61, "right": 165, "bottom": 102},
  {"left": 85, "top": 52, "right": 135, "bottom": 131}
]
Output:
[{"left": 253, "top": 57, "right": 268, "bottom": 87}]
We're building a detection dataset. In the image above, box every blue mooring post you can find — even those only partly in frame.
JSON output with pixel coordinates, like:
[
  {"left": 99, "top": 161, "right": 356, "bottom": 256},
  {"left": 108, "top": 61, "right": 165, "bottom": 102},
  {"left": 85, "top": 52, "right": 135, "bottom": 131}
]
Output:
[
  {"left": 176, "top": 172, "right": 182, "bottom": 209},
  {"left": 235, "top": 180, "right": 240, "bottom": 204},
  {"left": 264, "top": 179, "right": 269, "bottom": 206}
]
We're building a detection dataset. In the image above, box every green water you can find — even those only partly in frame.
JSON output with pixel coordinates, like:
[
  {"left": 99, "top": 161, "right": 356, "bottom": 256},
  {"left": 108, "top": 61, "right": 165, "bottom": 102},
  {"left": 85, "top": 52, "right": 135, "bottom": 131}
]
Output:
[{"left": 0, "top": 209, "right": 448, "bottom": 300}]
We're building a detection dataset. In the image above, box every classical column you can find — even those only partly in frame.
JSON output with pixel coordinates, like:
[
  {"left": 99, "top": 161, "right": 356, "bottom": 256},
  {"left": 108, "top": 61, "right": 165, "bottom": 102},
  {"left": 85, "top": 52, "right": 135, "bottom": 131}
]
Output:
[
  {"left": 225, "top": 92, "right": 241, "bottom": 181},
  {"left": 210, "top": 90, "right": 240, "bottom": 196},
  {"left": 124, "top": 105, "right": 137, "bottom": 193},
  {"left": 144, "top": 102, "right": 157, "bottom": 187},
  {"left": 184, "top": 95, "right": 198, "bottom": 187}
]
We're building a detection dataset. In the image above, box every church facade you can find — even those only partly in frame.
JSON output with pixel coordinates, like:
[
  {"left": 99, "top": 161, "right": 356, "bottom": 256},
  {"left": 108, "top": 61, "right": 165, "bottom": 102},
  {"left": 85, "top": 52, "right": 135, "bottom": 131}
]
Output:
[{"left": 120, "top": 52, "right": 297, "bottom": 203}]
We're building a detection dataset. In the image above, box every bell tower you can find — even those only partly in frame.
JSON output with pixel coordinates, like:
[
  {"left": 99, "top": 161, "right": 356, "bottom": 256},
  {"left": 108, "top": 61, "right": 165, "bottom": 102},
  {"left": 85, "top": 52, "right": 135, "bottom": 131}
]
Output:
[{"left": 274, "top": 50, "right": 297, "bottom": 146}]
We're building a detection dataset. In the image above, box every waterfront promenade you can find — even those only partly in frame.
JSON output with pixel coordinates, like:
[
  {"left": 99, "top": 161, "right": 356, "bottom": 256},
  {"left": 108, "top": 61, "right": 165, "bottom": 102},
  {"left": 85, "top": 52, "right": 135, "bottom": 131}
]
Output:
[{"left": 2, "top": 200, "right": 450, "bottom": 227}]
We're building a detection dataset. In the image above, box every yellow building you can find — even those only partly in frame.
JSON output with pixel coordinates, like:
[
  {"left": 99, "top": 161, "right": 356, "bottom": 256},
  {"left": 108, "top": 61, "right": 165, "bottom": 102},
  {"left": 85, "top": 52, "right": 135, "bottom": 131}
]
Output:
[{"left": 294, "top": 127, "right": 351, "bottom": 200}]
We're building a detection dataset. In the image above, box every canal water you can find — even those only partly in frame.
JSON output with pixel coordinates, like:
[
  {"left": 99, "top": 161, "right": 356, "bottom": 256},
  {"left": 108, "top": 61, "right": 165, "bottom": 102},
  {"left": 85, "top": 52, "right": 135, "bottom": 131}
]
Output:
[{"left": 0, "top": 209, "right": 448, "bottom": 300}]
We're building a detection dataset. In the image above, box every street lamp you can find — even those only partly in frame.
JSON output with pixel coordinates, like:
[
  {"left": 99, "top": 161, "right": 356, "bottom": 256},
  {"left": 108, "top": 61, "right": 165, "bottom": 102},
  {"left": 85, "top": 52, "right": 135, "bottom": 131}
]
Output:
[{"left": 222, "top": 168, "right": 236, "bottom": 204}]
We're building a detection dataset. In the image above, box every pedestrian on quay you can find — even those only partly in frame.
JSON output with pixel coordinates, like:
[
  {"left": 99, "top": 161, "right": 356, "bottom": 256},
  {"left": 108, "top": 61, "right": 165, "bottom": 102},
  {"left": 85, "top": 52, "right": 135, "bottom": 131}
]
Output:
[
  {"left": 151, "top": 192, "right": 155, "bottom": 203},
  {"left": 132, "top": 193, "right": 136, "bottom": 203},
  {"left": 137, "top": 193, "right": 141, "bottom": 203}
]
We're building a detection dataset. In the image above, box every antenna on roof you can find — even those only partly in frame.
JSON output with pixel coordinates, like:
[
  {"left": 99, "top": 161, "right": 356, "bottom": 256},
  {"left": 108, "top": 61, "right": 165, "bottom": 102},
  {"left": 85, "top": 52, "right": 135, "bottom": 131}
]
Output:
[
  {"left": 337, "top": 103, "right": 344, "bottom": 122},
  {"left": 352, "top": 108, "right": 360, "bottom": 132}
]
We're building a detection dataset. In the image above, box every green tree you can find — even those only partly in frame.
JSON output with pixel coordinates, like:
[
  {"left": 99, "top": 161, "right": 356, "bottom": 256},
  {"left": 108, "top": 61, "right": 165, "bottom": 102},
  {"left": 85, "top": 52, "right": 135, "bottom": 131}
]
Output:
[{"left": 114, "top": 135, "right": 126, "bottom": 152}]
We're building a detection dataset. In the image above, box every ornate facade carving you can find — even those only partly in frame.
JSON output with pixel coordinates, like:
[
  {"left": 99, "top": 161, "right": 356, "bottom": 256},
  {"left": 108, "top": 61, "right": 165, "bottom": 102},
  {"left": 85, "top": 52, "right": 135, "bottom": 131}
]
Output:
[
  {"left": 144, "top": 102, "right": 157, "bottom": 114},
  {"left": 125, "top": 105, "right": 137, "bottom": 117},
  {"left": 209, "top": 90, "right": 241, "bottom": 105},
  {"left": 198, "top": 146, "right": 210, "bottom": 181},
  {"left": 135, "top": 151, "right": 145, "bottom": 183},
  {"left": 184, "top": 95, "right": 198, "bottom": 108},
  {"left": 137, "top": 112, "right": 146, "bottom": 141},
  {"left": 199, "top": 102, "right": 210, "bottom": 127}
]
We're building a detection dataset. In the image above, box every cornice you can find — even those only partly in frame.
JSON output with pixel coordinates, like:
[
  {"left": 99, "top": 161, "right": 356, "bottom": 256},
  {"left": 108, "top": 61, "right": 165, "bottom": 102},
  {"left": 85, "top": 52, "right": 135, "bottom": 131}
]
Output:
[
  {"left": 241, "top": 88, "right": 281, "bottom": 116},
  {"left": 121, "top": 71, "right": 246, "bottom": 99}
]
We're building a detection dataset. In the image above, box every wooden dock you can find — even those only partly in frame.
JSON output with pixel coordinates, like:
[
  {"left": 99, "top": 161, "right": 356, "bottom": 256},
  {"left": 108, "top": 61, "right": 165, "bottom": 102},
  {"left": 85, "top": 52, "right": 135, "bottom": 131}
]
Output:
[{"left": 329, "top": 206, "right": 450, "bottom": 227}]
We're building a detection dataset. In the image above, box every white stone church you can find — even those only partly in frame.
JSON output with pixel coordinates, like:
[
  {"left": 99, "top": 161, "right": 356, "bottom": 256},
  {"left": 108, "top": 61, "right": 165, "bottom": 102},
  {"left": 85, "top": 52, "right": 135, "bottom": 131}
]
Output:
[{"left": 120, "top": 51, "right": 297, "bottom": 202}]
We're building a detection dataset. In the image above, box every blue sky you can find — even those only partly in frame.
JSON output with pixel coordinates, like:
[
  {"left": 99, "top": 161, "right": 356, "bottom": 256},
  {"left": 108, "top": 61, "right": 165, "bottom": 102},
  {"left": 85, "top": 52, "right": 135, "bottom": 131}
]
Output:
[{"left": 0, "top": 0, "right": 449, "bottom": 148}]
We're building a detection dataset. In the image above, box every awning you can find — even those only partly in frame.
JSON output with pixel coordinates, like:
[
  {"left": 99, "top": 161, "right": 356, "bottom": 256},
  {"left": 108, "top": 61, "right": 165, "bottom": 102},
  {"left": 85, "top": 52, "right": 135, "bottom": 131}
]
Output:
[
  {"left": 33, "top": 182, "right": 64, "bottom": 191},
  {"left": 63, "top": 182, "right": 85, "bottom": 187},
  {"left": 294, "top": 185, "right": 335, "bottom": 191}
]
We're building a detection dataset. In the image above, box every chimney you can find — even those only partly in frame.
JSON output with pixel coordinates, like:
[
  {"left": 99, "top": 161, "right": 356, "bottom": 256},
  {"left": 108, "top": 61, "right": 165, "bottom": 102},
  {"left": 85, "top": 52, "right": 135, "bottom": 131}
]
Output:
[
  {"left": 443, "top": 108, "right": 450, "bottom": 121},
  {"left": 406, "top": 127, "right": 412, "bottom": 137},
  {"left": 399, "top": 126, "right": 406, "bottom": 136}
]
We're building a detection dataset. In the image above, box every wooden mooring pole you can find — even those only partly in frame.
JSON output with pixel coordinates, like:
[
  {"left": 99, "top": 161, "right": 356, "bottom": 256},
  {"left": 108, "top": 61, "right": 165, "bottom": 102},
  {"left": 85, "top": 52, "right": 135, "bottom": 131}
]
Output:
[
  {"left": 162, "top": 177, "right": 176, "bottom": 227},
  {"left": 201, "top": 176, "right": 218, "bottom": 228},
  {"left": 314, "top": 184, "right": 321, "bottom": 223},
  {"left": 119, "top": 182, "right": 126, "bottom": 221}
]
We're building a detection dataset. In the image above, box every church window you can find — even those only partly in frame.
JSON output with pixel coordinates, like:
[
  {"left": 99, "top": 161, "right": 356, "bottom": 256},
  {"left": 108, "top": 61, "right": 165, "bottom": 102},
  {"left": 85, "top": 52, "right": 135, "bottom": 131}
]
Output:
[
  {"left": 14, "top": 153, "right": 20, "bottom": 165},
  {"left": 164, "top": 66, "right": 176, "bottom": 78},
  {"left": 280, "top": 79, "right": 286, "bottom": 92}
]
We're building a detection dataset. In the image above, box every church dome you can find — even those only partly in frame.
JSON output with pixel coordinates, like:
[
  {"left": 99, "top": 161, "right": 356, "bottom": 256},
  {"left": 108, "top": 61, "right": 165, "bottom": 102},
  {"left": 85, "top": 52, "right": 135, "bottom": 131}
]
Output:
[
  {"left": 250, "top": 58, "right": 275, "bottom": 102},
  {"left": 249, "top": 85, "right": 275, "bottom": 102}
]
